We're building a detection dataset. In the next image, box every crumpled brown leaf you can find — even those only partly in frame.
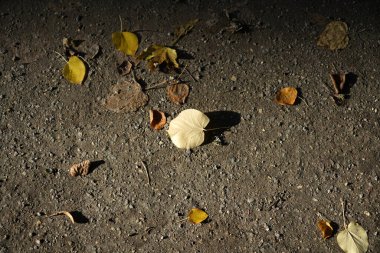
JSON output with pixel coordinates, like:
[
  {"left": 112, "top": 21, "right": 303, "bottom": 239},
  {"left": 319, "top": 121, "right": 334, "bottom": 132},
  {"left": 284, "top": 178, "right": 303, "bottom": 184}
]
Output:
[
  {"left": 137, "top": 45, "right": 179, "bottom": 72},
  {"left": 317, "top": 21, "right": 349, "bottom": 50},
  {"left": 69, "top": 160, "right": 91, "bottom": 177},
  {"left": 103, "top": 80, "right": 148, "bottom": 112},
  {"left": 167, "top": 83, "right": 189, "bottom": 105},
  {"left": 317, "top": 219, "right": 334, "bottom": 239},
  {"left": 149, "top": 109, "right": 166, "bottom": 130}
]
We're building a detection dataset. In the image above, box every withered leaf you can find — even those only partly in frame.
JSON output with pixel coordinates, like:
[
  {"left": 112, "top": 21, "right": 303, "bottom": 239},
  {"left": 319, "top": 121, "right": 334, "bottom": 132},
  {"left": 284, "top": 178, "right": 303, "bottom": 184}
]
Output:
[
  {"left": 69, "top": 160, "right": 91, "bottom": 177},
  {"left": 173, "top": 19, "right": 199, "bottom": 45},
  {"left": 117, "top": 60, "right": 133, "bottom": 76},
  {"left": 329, "top": 73, "right": 346, "bottom": 94},
  {"left": 149, "top": 109, "right": 166, "bottom": 130},
  {"left": 138, "top": 45, "right": 179, "bottom": 72},
  {"left": 317, "top": 220, "right": 334, "bottom": 239},
  {"left": 167, "top": 83, "right": 189, "bottom": 105},
  {"left": 317, "top": 21, "right": 349, "bottom": 50},
  {"left": 49, "top": 211, "right": 76, "bottom": 224},
  {"left": 275, "top": 87, "right": 298, "bottom": 105},
  {"left": 103, "top": 81, "right": 148, "bottom": 113}
]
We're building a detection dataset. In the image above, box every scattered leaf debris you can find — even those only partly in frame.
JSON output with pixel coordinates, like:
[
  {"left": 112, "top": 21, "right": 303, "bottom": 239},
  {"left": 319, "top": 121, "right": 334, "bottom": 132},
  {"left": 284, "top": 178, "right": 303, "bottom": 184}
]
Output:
[
  {"left": 188, "top": 208, "right": 208, "bottom": 224},
  {"left": 69, "top": 160, "right": 91, "bottom": 177},
  {"left": 138, "top": 45, "right": 179, "bottom": 72},
  {"left": 317, "top": 220, "right": 334, "bottom": 239},
  {"left": 167, "top": 109, "right": 210, "bottom": 149},
  {"left": 49, "top": 211, "right": 76, "bottom": 224},
  {"left": 325, "top": 72, "right": 349, "bottom": 105},
  {"left": 317, "top": 21, "right": 349, "bottom": 50},
  {"left": 149, "top": 109, "right": 166, "bottom": 130},
  {"left": 275, "top": 87, "right": 298, "bottom": 105},
  {"left": 167, "top": 83, "right": 189, "bottom": 105},
  {"left": 112, "top": 31, "right": 139, "bottom": 56},
  {"left": 117, "top": 60, "right": 133, "bottom": 76},
  {"left": 63, "top": 56, "right": 86, "bottom": 85},
  {"left": 172, "top": 18, "right": 199, "bottom": 45},
  {"left": 103, "top": 80, "right": 148, "bottom": 112}
]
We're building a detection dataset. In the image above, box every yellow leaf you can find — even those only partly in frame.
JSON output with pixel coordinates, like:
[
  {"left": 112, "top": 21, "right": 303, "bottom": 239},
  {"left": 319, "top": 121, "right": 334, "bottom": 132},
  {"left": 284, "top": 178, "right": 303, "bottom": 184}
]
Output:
[
  {"left": 275, "top": 87, "right": 298, "bottom": 105},
  {"left": 317, "top": 220, "right": 334, "bottom": 239},
  {"left": 188, "top": 208, "right": 208, "bottom": 224},
  {"left": 63, "top": 56, "right": 86, "bottom": 84},
  {"left": 138, "top": 45, "right": 179, "bottom": 71},
  {"left": 112, "top": 31, "right": 139, "bottom": 56},
  {"left": 337, "top": 221, "right": 369, "bottom": 253},
  {"left": 49, "top": 211, "right": 76, "bottom": 224}
]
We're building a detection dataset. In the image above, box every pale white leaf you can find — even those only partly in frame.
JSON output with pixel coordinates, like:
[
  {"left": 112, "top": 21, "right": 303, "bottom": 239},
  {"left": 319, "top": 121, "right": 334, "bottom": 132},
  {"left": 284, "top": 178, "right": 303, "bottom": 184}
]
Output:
[
  {"left": 167, "top": 109, "right": 210, "bottom": 149},
  {"left": 337, "top": 221, "right": 369, "bottom": 253}
]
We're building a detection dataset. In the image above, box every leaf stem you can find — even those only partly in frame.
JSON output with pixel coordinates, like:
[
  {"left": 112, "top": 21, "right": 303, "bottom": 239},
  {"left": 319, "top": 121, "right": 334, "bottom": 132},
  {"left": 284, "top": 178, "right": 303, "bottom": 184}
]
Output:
[
  {"left": 119, "top": 15, "right": 123, "bottom": 32},
  {"left": 204, "top": 126, "right": 230, "bottom": 131},
  {"left": 53, "top": 51, "right": 67, "bottom": 63},
  {"left": 340, "top": 198, "right": 347, "bottom": 229}
]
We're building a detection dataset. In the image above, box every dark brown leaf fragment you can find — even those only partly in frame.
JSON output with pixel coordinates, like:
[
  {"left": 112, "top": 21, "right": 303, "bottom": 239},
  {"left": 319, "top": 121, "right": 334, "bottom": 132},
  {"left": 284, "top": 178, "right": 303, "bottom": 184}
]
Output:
[{"left": 167, "top": 83, "right": 189, "bottom": 105}]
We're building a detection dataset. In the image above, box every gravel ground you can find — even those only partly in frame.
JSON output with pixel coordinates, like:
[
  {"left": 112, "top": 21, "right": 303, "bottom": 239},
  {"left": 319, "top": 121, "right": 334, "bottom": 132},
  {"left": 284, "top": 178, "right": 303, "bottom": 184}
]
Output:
[{"left": 0, "top": 0, "right": 379, "bottom": 252}]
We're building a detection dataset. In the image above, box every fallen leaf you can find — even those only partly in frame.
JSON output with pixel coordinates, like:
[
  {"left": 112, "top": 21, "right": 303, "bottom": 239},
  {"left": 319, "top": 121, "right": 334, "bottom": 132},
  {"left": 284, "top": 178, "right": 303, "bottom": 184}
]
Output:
[
  {"left": 69, "top": 160, "right": 91, "bottom": 177},
  {"left": 337, "top": 221, "right": 368, "bottom": 253},
  {"left": 49, "top": 211, "right": 76, "bottom": 224},
  {"left": 63, "top": 56, "right": 86, "bottom": 85},
  {"left": 167, "top": 109, "right": 209, "bottom": 149},
  {"left": 167, "top": 83, "right": 189, "bottom": 105},
  {"left": 317, "top": 220, "right": 334, "bottom": 239},
  {"left": 172, "top": 18, "right": 199, "bottom": 45},
  {"left": 149, "top": 109, "right": 166, "bottom": 130},
  {"left": 138, "top": 45, "right": 179, "bottom": 72},
  {"left": 317, "top": 21, "right": 349, "bottom": 50},
  {"left": 103, "top": 80, "right": 148, "bottom": 112},
  {"left": 188, "top": 208, "right": 208, "bottom": 224},
  {"left": 112, "top": 31, "right": 139, "bottom": 56},
  {"left": 117, "top": 60, "right": 133, "bottom": 76},
  {"left": 275, "top": 87, "right": 298, "bottom": 105},
  {"left": 329, "top": 73, "right": 346, "bottom": 94}
]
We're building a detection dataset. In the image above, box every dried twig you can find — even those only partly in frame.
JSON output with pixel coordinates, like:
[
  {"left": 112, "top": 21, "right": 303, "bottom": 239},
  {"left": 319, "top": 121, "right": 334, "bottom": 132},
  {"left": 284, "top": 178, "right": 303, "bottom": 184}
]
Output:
[
  {"left": 141, "top": 160, "right": 151, "bottom": 185},
  {"left": 340, "top": 198, "right": 347, "bottom": 229}
]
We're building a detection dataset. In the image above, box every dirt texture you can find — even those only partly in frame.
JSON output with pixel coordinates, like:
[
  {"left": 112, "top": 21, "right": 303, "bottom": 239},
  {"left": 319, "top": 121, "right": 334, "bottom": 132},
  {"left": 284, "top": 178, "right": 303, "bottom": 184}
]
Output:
[{"left": 0, "top": 0, "right": 379, "bottom": 252}]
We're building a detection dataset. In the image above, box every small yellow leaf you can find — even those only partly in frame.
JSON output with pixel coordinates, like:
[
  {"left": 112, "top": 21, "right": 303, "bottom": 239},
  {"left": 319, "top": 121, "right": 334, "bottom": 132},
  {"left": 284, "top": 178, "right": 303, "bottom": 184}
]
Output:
[
  {"left": 49, "top": 211, "right": 76, "bottom": 224},
  {"left": 317, "top": 220, "right": 334, "bottom": 239},
  {"left": 188, "top": 208, "right": 208, "bottom": 224},
  {"left": 63, "top": 56, "right": 86, "bottom": 84},
  {"left": 138, "top": 45, "right": 179, "bottom": 72},
  {"left": 112, "top": 31, "right": 139, "bottom": 56},
  {"left": 275, "top": 87, "right": 298, "bottom": 105}
]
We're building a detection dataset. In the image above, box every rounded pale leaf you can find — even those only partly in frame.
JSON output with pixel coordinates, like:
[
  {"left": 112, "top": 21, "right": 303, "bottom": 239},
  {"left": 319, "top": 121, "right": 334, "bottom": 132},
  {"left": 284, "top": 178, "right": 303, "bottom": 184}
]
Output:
[
  {"left": 188, "top": 208, "right": 208, "bottom": 224},
  {"left": 112, "top": 32, "right": 139, "bottom": 56},
  {"left": 337, "top": 221, "right": 369, "bottom": 253},
  {"left": 275, "top": 86, "right": 298, "bottom": 105},
  {"left": 167, "top": 109, "right": 209, "bottom": 149},
  {"left": 63, "top": 56, "right": 86, "bottom": 84}
]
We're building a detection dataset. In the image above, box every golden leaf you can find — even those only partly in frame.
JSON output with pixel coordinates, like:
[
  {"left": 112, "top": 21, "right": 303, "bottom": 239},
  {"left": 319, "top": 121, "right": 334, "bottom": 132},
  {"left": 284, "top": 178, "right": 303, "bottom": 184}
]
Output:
[
  {"left": 167, "top": 83, "right": 189, "bottom": 105},
  {"left": 138, "top": 45, "right": 179, "bottom": 72},
  {"left": 188, "top": 208, "right": 208, "bottom": 224},
  {"left": 69, "top": 160, "right": 91, "bottom": 177},
  {"left": 112, "top": 31, "right": 139, "bottom": 56},
  {"left": 63, "top": 56, "right": 86, "bottom": 84},
  {"left": 49, "top": 211, "right": 76, "bottom": 224},
  {"left": 275, "top": 87, "right": 298, "bottom": 105},
  {"left": 149, "top": 109, "right": 166, "bottom": 130},
  {"left": 317, "top": 21, "right": 349, "bottom": 50},
  {"left": 317, "top": 220, "right": 334, "bottom": 239}
]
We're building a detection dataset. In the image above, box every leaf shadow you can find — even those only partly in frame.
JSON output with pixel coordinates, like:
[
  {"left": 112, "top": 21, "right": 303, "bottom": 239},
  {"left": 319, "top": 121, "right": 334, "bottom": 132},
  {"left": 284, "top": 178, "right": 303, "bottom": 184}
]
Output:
[
  {"left": 88, "top": 160, "right": 105, "bottom": 174},
  {"left": 342, "top": 72, "right": 357, "bottom": 96},
  {"left": 203, "top": 111, "right": 241, "bottom": 145},
  {"left": 71, "top": 211, "right": 89, "bottom": 224}
]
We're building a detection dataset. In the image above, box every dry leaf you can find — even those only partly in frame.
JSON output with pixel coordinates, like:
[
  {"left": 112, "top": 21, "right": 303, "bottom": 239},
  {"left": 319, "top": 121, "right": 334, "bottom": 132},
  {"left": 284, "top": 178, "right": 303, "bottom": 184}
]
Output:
[
  {"left": 317, "top": 220, "right": 334, "bottom": 239},
  {"left": 63, "top": 56, "right": 86, "bottom": 85},
  {"left": 172, "top": 19, "right": 199, "bottom": 45},
  {"left": 103, "top": 80, "right": 148, "bottom": 112},
  {"left": 317, "top": 21, "right": 349, "bottom": 50},
  {"left": 188, "top": 208, "right": 208, "bottom": 224},
  {"left": 117, "top": 60, "right": 133, "bottom": 76},
  {"left": 112, "top": 31, "right": 139, "bottom": 56},
  {"left": 138, "top": 45, "right": 179, "bottom": 72},
  {"left": 330, "top": 73, "right": 346, "bottom": 94},
  {"left": 49, "top": 211, "right": 76, "bottom": 224},
  {"left": 167, "top": 109, "right": 210, "bottom": 149},
  {"left": 149, "top": 109, "right": 166, "bottom": 130},
  {"left": 337, "top": 221, "right": 369, "bottom": 253},
  {"left": 275, "top": 87, "right": 298, "bottom": 105},
  {"left": 167, "top": 83, "right": 189, "bottom": 105},
  {"left": 69, "top": 160, "right": 91, "bottom": 177}
]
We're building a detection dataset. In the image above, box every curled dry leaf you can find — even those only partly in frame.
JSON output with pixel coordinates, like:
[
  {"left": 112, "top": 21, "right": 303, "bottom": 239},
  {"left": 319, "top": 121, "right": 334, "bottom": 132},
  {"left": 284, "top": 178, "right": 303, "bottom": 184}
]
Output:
[
  {"left": 112, "top": 31, "right": 139, "bottom": 56},
  {"left": 63, "top": 56, "right": 86, "bottom": 85},
  {"left": 117, "top": 60, "right": 133, "bottom": 76},
  {"left": 167, "top": 109, "right": 210, "bottom": 149},
  {"left": 103, "top": 81, "right": 148, "bottom": 113},
  {"left": 188, "top": 208, "right": 208, "bottom": 224},
  {"left": 167, "top": 83, "right": 189, "bottom": 105},
  {"left": 337, "top": 221, "right": 369, "bottom": 253},
  {"left": 49, "top": 211, "right": 76, "bottom": 224},
  {"left": 317, "top": 220, "right": 334, "bottom": 239},
  {"left": 275, "top": 87, "right": 298, "bottom": 105},
  {"left": 69, "top": 160, "right": 91, "bottom": 177},
  {"left": 149, "top": 109, "right": 166, "bottom": 130},
  {"left": 329, "top": 73, "right": 346, "bottom": 94},
  {"left": 317, "top": 21, "right": 349, "bottom": 50},
  {"left": 138, "top": 45, "right": 179, "bottom": 72}
]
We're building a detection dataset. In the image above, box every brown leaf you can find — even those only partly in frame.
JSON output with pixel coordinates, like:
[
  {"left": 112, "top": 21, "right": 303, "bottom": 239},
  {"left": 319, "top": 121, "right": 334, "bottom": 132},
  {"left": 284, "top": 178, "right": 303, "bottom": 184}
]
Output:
[
  {"left": 117, "top": 60, "right": 133, "bottom": 76},
  {"left": 317, "top": 220, "right": 334, "bottom": 239},
  {"left": 275, "top": 87, "right": 298, "bottom": 105},
  {"left": 317, "top": 21, "right": 349, "bottom": 50},
  {"left": 167, "top": 83, "right": 189, "bottom": 105},
  {"left": 49, "top": 211, "right": 76, "bottom": 224},
  {"left": 103, "top": 81, "right": 148, "bottom": 112},
  {"left": 69, "top": 160, "right": 91, "bottom": 177},
  {"left": 149, "top": 109, "right": 166, "bottom": 130},
  {"left": 329, "top": 73, "right": 346, "bottom": 94}
]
